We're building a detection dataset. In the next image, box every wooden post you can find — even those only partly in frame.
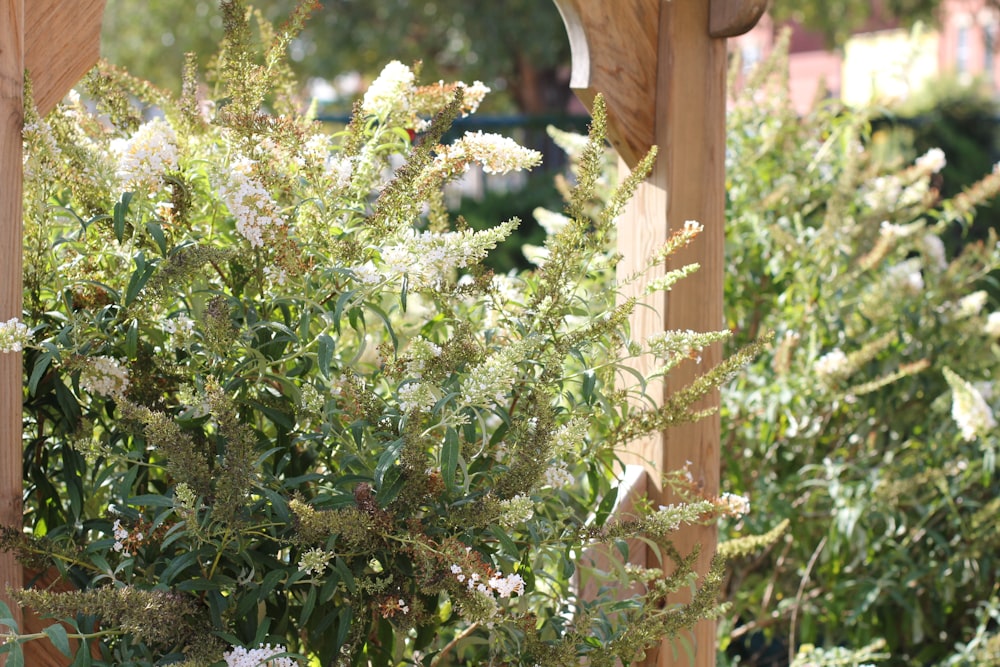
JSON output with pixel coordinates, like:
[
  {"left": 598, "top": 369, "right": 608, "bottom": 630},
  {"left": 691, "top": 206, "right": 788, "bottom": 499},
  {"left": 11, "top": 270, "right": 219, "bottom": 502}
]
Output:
[
  {"left": 0, "top": 3, "right": 103, "bottom": 664},
  {"left": 1, "top": 4, "right": 26, "bottom": 657},
  {"left": 554, "top": 1, "right": 764, "bottom": 665}
]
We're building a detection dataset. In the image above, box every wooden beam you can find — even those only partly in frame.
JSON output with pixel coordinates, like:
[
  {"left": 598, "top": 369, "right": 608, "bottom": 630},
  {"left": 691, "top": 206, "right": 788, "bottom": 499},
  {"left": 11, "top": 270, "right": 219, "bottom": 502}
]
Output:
[
  {"left": 551, "top": 0, "right": 659, "bottom": 169},
  {"left": 617, "top": 1, "right": 729, "bottom": 664},
  {"left": 0, "top": 0, "right": 25, "bottom": 660},
  {"left": 25, "top": 0, "right": 105, "bottom": 115},
  {"left": 709, "top": 0, "right": 768, "bottom": 38},
  {"left": 651, "top": 2, "right": 727, "bottom": 664}
]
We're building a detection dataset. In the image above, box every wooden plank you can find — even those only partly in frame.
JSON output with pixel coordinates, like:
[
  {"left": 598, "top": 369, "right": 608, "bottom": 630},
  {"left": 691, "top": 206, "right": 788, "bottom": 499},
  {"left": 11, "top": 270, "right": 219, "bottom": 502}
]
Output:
[
  {"left": 0, "top": 1, "right": 24, "bottom": 661},
  {"left": 25, "top": 0, "right": 105, "bottom": 115},
  {"left": 709, "top": 0, "right": 768, "bottom": 38},
  {"left": 650, "top": 1, "right": 727, "bottom": 664},
  {"left": 551, "top": 0, "right": 659, "bottom": 168}
]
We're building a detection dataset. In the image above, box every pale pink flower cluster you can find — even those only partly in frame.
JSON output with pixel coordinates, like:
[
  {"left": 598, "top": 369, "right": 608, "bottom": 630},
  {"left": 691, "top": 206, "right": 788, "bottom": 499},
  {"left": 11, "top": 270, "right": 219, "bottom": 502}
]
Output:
[
  {"left": 218, "top": 158, "right": 285, "bottom": 248},
  {"left": 450, "top": 564, "right": 525, "bottom": 598},
  {"left": 0, "top": 317, "right": 30, "bottom": 353},
  {"left": 80, "top": 356, "right": 130, "bottom": 399},
  {"left": 109, "top": 117, "right": 179, "bottom": 189},
  {"left": 362, "top": 60, "right": 415, "bottom": 119},
  {"left": 223, "top": 643, "right": 296, "bottom": 667},
  {"left": 944, "top": 367, "right": 997, "bottom": 441},
  {"left": 442, "top": 131, "right": 542, "bottom": 175}
]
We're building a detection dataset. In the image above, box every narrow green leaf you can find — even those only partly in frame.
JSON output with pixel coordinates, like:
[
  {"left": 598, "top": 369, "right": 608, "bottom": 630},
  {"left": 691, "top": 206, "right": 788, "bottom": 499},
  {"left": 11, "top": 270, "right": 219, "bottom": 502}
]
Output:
[
  {"left": 145, "top": 220, "right": 167, "bottom": 256},
  {"left": 442, "top": 427, "right": 459, "bottom": 495},
  {"left": 43, "top": 624, "right": 72, "bottom": 657},
  {"left": 595, "top": 485, "right": 620, "bottom": 528},
  {"left": 317, "top": 333, "right": 334, "bottom": 379},
  {"left": 113, "top": 192, "right": 133, "bottom": 243}
]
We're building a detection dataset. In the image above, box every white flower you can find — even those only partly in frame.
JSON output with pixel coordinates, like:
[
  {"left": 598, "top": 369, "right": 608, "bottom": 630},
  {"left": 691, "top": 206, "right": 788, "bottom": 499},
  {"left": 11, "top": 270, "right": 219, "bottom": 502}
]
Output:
[
  {"left": 218, "top": 158, "right": 285, "bottom": 248},
  {"left": 955, "top": 290, "right": 988, "bottom": 319},
  {"left": 405, "top": 337, "right": 443, "bottom": 378},
  {"left": 0, "top": 317, "right": 30, "bottom": 353},
  {"left": 443, "top": 131, "right": 542, "bottom": 175},
  {"left": 398, "top": 598, "right": 410, "bottom": 614},
  {"left": 398, "top": 381, "right": 438, "bottom": 414},
  {"left": 921, "top": 233, "right": 947, "bottom": 271},
  {"left": 886, "top": 258, "right": 924, "bottom": 294},
  {"left": 497, "top": 495, "right": 534, "bottom": 526},
  {"left": 683, "top": 220, "right": 704, "bottom": 235},
  {"left": 80, "top": 356, "right": 130, "bottom": 399},
  {"left": 487, "top": 572, "right": 525, "bottom": 598},
  {"left": 112, "top": 519, "right": 128, "bottom": 553},
  {"left": 362, "top": 60, "right": 415, "bottom": 119},
  {"left": 915, "top": 147, "right": 947, "bottom": 174},
  {"left": 458, "top": 80, "right": 490, "bottom": 115},
  {"left": 298, "top": 548, "right": 332, "bottom": 576},
  {"left": 814, "top": 348, "right": 849, "bottom": 379},
  {"left": 109, "top": 117, "right": 179, "bottom": 189},
  {"left": 460, "top": 343, "right": 523, "bottom": 407},
  {"left": 943, "top": 367, "right": 997, "bottom": 441},
  {"left": 162, "top": 315, "right": 195, "bottom": 338},
  {"left": 223, "top": 643, "right": 297, "bottom": 667},
  {"left": 542, "top": 463, "right": 573, "bottom": 488},
  {"left": 985, "top": 312, "right": 1000, "bottom": 337},
  {"left": 646, "top": 329, "right": 730, "bottom": 363},
  {"left": 718, "top": 492, "right": 750, "bottom": 517}
]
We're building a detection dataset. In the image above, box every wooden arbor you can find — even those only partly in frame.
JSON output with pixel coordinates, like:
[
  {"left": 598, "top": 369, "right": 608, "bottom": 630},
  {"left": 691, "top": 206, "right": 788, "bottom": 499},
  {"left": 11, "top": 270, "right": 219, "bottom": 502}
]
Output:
[
  {"left": 0, "top": 0, "right": 763, "bottom": 664},
  {"left": 553, "top": 1, "right": 764, "bottom": 665}
]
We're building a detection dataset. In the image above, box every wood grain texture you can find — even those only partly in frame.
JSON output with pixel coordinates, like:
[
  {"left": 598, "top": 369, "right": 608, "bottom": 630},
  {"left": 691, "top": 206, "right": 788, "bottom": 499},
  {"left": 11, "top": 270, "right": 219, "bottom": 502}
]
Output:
[
  {"left": 615, "top": 1, "right": 730, "bottom": 664},
  {"left": 25, "top": 0, "right": 105, "bottom": 115},
  {"left": 652, "top": 2, "right": 727, "bottom": 664},
  {"left": 709, "top": 0, "right": 768, "bottom": 38},
  {"left": 552, "top": 0, "right": 659, "bottom": 168},
  {"left": 0, "top": 1, "right": 24, "bottom": 662}
]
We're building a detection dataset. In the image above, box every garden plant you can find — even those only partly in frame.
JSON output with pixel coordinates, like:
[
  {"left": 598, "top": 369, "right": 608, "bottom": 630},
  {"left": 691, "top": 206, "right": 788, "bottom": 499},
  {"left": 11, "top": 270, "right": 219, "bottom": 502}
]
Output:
[
  {"left": 0, "top": 2, "right": 764, "bottom": 666},
  {"left": 720, "top": 44, "right": 1000, "bottom": 666}
]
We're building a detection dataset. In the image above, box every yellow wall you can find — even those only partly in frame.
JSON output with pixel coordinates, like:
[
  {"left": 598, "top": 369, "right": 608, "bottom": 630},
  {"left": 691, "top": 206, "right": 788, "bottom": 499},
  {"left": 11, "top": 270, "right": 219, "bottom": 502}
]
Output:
[{"left": 842, "top": 28, "right": 941, "bottom": 107}]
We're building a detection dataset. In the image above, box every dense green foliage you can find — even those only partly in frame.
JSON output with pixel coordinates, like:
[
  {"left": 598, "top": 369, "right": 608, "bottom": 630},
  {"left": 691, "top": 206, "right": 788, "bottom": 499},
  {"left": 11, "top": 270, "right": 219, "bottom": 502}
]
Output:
[
  {"left": 101, "top": 0, "right": 572, "bottom": 114},
  {"left": 0, "top": 3, "right": 759, "bottom": 666},
  {"left": 721, "top": 47, "right": 1000, "bottom": 666}
]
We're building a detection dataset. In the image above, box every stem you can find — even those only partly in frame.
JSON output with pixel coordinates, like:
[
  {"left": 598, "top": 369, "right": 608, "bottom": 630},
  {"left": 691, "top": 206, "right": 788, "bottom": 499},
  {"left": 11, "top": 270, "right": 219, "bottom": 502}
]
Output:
[{"left": 429, "top": 622, "right": 479, "bottom": 667}]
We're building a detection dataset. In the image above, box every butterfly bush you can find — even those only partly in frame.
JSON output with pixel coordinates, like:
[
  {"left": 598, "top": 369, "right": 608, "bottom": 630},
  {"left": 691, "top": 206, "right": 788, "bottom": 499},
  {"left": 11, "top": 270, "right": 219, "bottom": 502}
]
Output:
[
  {"left": 719, "top": 36, "right": 1000, "bottom": 665},
  {"left": 0, "top": 3, "right": 760, "bottom": 666}
]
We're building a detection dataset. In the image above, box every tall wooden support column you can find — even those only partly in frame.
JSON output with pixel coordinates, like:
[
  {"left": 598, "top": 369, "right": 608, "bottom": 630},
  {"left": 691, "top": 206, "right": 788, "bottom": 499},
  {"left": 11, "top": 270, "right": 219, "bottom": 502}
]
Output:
[
  {"left": 0, "top": 3, "right": 104, "bottom": 664},
  {"left": 554, "top": 1, "right": 764, "bottom": 665},
  {"left": 0, "top": 2, "right": 26, "bottom": 652}
]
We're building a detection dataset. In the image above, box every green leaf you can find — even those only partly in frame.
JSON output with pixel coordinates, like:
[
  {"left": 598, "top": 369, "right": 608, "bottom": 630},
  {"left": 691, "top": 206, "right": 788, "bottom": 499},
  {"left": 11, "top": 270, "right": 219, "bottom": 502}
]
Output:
[
  {"left": 27, "top": 351, "right": 52, "bottom": 396},
  {"left": 43, "top": 624, "right": 72, "bottom": 657},
  {"left": 124, "top": 319, "right": 139, "bottom": 358},
  {"left": 317, "top": 333, "right": 334, "bottom": 379},
  {"left": 113, "top": 192, "right": 133, "bottom": 243},
  {"left": 374, "top": 438, "right": 404, "bottom": 487},
  {"left": 5, "top": 642, "right": 23, "bottom": 667},
  {"left": 124, "top": 251, "right": 156, "bottom": 306},
  {"left": 442, "top": 427, "right": 459, "bottom": 495},
  {"left": 595, "top": 485, "right": 620, "bottom": 528},
  {"left": 145, "top": 220, "right": 167, "bottom": 256}
]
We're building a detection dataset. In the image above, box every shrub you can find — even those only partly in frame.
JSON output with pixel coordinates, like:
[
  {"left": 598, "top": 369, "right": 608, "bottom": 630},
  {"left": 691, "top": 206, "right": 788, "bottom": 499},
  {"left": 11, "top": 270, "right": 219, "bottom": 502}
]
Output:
[
  {"left": 0, "top": 2, "right": 757, "bottom": 666},
  {"left": 721, "top": 42, "right": 1000, "bottom": 666}
]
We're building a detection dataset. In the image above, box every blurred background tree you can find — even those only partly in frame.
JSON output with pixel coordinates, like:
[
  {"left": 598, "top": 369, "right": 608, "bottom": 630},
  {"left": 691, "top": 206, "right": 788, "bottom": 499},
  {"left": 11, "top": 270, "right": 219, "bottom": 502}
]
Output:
[{"left": 101, "top": 0, "right": 572, "bottom": 115}]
